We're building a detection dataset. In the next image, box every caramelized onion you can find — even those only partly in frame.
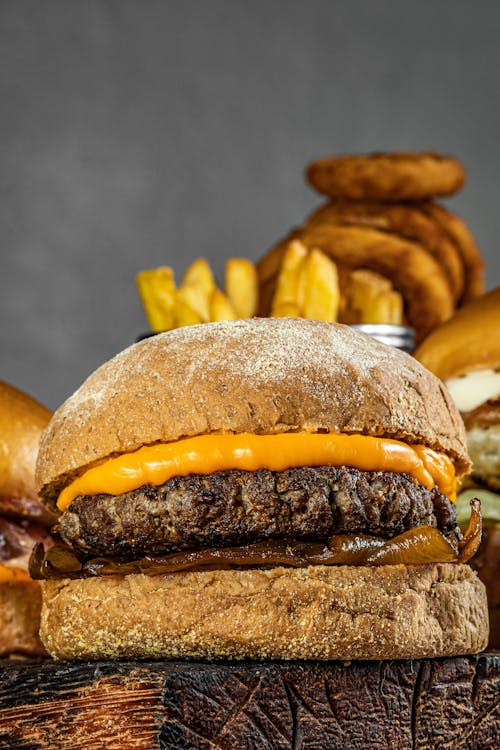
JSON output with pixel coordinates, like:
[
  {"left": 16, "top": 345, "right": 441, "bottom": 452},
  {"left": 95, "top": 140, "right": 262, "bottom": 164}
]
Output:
[
  {"left": 33, "top": 540, "right": 382, "bottom": 579},
  {"left": 326, "top": 534, "right": 386, "bottom": 564},
  {"left": 29, "top": 542, "right": 82, "bottom": 580},
  {"left": 28, "top": 542, "right": 46, "bottom": 579},
  {"left": 457, "top": 498, "right": 482, "bottom": 563},
  {"left": 364, "top": 527, "right": 458, "bottom": 565},
  {"left": 30, "top": 524, "right": 469, "bottom": 581}
]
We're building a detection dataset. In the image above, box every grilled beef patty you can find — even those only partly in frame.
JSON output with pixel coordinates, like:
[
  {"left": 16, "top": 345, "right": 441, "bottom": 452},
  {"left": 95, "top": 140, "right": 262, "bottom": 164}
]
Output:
[{"left": 56, "top": 466, "right": 460, "bottom": 560}]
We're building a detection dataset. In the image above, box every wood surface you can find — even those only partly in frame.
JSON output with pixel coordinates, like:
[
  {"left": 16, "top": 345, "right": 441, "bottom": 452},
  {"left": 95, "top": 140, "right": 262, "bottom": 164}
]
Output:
[{"left": 0, "top": 654, "right": 498, "bottom": 749}]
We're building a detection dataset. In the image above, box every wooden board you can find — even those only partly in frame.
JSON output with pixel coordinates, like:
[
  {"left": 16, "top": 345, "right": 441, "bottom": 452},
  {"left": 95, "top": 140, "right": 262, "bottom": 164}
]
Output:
[{"left": 0, "top": 654, "right": 498, "bottom": 749}]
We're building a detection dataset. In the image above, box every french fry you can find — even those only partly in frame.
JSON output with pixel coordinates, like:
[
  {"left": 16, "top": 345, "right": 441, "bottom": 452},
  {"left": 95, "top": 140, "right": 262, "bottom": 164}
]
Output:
[
  {"left": 345, "top": 270, "right": 387, "bottom": 324},
  {"left": 297, "top": 249, "right": 340, "bottom": 322},
  {"left": 135, "top": 267, "right": 176, "bottom": 333},
  {"left": 210, "top": 288, "right": 238, "bottom": 322},
  {"left": 272, "top": 302, "right": 301, "bottom": 318},
  {"left": 385, "top": 290, "right": 404, "bottom": 325},
  {"left": 225, "top": 258, "right": 258, "bottom": 318},
  {"left": 347, "top": 270, "right": 404, "bottom": 324},
  {"left": 180, "top": 258, "right": 217, "bottom": 322},
  {"left": 350, "top": 269, "right": 391, "bottom": 312},
  {"left": 173, "top": 293, "right": 203, "bottom": 327},
  {"left": 270, "top": 240, "right": 307, "bottom": 317},
  {"left": 176, "top": 284, "right": 210, "bottom": 322},
  {"left": 182, "top": 257, "right": 217, "bottom": 290},
  {"left": 358, "top": 293, "right": 390, "bottom": 323}
]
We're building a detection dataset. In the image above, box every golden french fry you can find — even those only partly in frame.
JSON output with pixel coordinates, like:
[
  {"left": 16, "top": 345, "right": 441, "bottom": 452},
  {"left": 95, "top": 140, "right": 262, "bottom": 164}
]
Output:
[
  {"left": 180, "top": 258, "right": 216, "bottom": 322},
  {"left": 225, "top": 258, "right": 258, "bottom": 318},
  {"left": 270, "top": 240, "right": 307, "bottom": 317},
  {"left": 350, "top": 269, "right": 392, "bottom": 303},
  {"left": 345, "top": 269, "right": 398, "bottom": 324},
  {"left": 358, "top": 294, "right": 387, "bottom": 323},
  {"left": 386, "top": 290, "right": 404, "bottom": 325},
  {"left": 173, "top": 294, "right": 203, "bottom": 327},
  {"left": 298, "top": 249, "right": 340, "bottom": 322},
  {"left": 272, "top": 302, "right": 301, "bottom": 318},
  {"left": 136, "top": 267, "right": 175, "bottom": 333},
  {"left": 355, "top": 289, "right": 404, "bottom": 325},
  {"left": 182, "top": 258, "right": 216, "bottom": 295},
  {"left": 210, "top": 288, "right": 238, "bottom": 322},
  {"left": 177, "top": 284, "right": 210, "bottom": 322}
]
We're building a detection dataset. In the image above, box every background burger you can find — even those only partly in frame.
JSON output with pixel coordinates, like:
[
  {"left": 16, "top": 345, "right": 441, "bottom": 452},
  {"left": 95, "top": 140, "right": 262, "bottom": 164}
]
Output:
[
  {"left": 415, "top": 287, "right": 500, "bottom": 647},
  {"left": 0, "top": 380, "right": 53, "bottom": 656},
  {"left": 32, "top": 318, "right": 488, "bottom": 660}
]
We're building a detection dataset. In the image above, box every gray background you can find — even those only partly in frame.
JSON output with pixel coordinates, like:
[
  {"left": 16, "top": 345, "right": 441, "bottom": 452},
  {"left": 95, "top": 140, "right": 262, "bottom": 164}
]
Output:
[{"left": 1, "top": 0, "right": 499, "bottom": 410}]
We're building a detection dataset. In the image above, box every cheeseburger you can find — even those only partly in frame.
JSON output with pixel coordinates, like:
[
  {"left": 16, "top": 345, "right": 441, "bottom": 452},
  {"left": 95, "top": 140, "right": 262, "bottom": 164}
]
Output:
[
  {"left": 415, "top": 287, "right": 500, "bottom": 647},
  {"left": 0, "top": 380, "right": 53, "bottom": 656},
  {"left": 32, "top": 319, "right": 488, "bottom": 660}
]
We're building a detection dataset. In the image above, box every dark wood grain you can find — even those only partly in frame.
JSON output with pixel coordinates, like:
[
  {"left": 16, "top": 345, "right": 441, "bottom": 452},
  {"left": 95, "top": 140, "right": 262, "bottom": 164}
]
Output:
[{"left": 0, "top": 655, "right": 498, "bottom": 749}]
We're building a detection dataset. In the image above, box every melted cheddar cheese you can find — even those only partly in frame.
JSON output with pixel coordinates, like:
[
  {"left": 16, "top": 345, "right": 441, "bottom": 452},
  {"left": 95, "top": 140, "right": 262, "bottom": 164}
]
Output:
[
  {"left": 0, "top": 564, "right": 32, "bottom": 583},
  {"left": 57, "top": 433, "right": 456, "bottom": 511}
]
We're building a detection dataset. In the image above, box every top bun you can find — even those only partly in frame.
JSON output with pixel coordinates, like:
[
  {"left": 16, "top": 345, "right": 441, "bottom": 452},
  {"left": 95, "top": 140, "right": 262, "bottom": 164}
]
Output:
[
  {"left": 36, "top": 319, "right": 469, "bottom": 506},
  {"left": 0, "top": 381, "right": 52, "bottom": 502},
  {"left": 415, "top": 287, "right": 500, "bottom": 381}
]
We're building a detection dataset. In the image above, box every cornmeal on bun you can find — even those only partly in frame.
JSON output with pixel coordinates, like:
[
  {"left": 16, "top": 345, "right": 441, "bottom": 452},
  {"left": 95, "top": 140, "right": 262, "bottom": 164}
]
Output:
[
  {"left": 0, "top": 381, "right": 53, "bottom": 656},
  {"left": 415, "top": 287, "right": 500, "bottom": 647},
  {"left": 33, "top": 319, "right": 488, "bottom": 660}
]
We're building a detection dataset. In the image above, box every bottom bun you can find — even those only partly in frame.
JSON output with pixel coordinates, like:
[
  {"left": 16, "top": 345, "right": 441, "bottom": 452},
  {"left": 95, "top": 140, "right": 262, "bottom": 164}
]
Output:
[
  {"left": 40, "top": 564, "right": 489, "bottom": 661},
  {"left": 0, "top": 580, "right": 46, "bottom": 656}
]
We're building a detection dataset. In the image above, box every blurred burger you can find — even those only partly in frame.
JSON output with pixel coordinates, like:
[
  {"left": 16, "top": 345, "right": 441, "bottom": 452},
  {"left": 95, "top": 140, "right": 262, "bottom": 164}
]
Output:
[
  {"left": 415, "top": 287, "right": 500, "bottom": 647},
  {"left": 0, "top": 381, "right": 53, "bottom": 656},
  {"left": 32, "top": 319, "right": 488, "bottom": 660}
]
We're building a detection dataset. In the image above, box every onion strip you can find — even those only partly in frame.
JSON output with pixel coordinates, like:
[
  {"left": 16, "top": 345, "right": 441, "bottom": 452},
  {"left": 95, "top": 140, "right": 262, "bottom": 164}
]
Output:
[
  {"left": 457, "top": 497, "right": 482, "bottom": 563},
  {"left": 29, "top": 520, "right": 472, "bottom": 580}
]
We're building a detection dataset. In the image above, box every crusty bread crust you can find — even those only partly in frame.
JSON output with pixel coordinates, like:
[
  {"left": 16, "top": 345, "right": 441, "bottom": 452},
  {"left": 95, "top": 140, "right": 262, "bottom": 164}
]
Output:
[
  {"left": 0, "top": 580, "right": 46, "bottom": 656},
  {"left": 40, "top": 563, "right": 488, "bottom": 660},
  {"left": 0, "top": 380, "right": 51, "bottom": 503},
  {"left": 36, "top": 319, "right": 469, "bottom": 506},
  {"left": 415, "top": 287, "right": 500, "bottom": 380}
]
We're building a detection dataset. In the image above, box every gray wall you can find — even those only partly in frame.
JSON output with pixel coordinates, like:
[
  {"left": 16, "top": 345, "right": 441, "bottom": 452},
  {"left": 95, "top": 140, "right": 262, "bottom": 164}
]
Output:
[{"left": 1, "top": 0, "right": 499, "bottom": 410}]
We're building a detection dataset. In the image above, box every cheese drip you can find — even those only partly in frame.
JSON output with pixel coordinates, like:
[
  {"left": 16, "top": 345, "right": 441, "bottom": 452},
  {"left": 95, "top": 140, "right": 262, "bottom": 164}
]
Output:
[
  {"left": 0, "top": 564, "right": 32, "bottom": 583},
  {"left": 56, "top": 433, "right": 456, "bottom": 512}
]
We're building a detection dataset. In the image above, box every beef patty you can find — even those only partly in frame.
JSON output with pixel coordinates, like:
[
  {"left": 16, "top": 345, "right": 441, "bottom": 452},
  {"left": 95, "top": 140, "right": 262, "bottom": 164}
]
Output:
[{"left": 56, "top": 466, "right": 460, "bottom": 560}]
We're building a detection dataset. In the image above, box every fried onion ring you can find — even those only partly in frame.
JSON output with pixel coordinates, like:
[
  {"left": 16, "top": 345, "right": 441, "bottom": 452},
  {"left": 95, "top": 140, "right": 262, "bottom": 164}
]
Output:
[
  {"left": 306, "top": 201, "right": 465, "bottom": 302},
  {"left": 306, "top": 152, "right": 465, "bottom": 202},
  {"left": 422, "top": 202, "right": 484, "bottom": 303}
]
